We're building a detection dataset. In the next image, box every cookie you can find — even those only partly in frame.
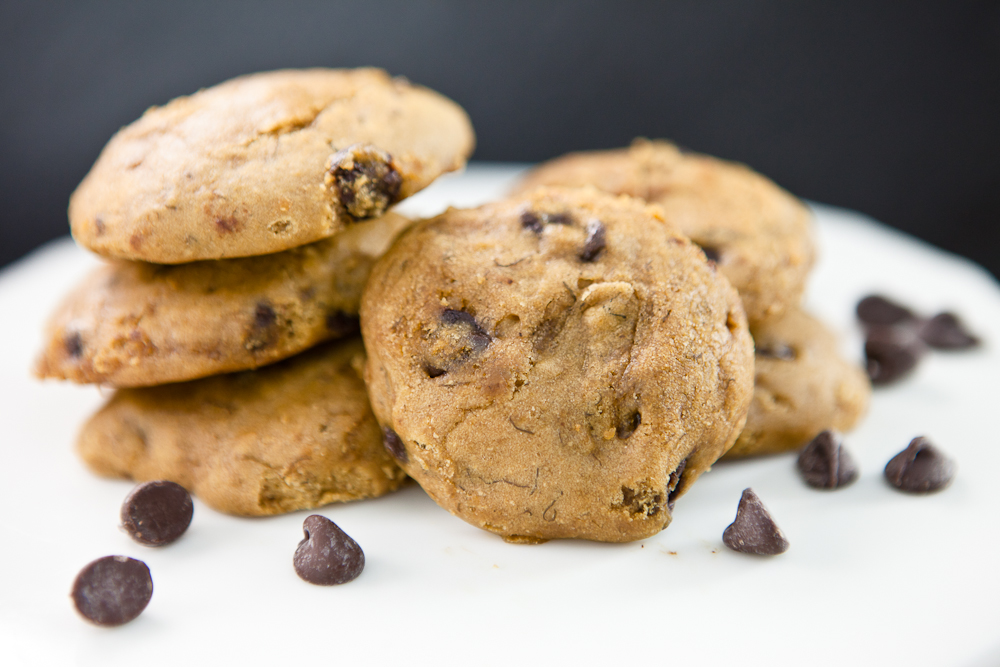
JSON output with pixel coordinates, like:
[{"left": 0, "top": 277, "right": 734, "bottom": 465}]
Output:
[
  {"left": 361, "top": 187, "right": 754, "bottom": 543},
  {"left": 36, "top": 212, "right": 410, "bottom": 387},
  {"left": 515, "top": 139, "right": 815, "bottom": 324},
  {"left": 77, "top": 339, "right": 407, "bottom": 516},
  {"left": 724, "top": 307, "right": 871, "bottom": 458},
  {"left": 70, "top": 68, "right": 475, "bottom": 263}
]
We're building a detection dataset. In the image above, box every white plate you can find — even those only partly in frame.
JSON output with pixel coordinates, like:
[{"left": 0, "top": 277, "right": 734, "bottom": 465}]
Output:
[{"left": 2, "top": 165, "right": 999, "bottom": 667}]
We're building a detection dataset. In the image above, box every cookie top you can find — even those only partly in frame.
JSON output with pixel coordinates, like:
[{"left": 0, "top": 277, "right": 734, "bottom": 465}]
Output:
[
  {"left": 77, "top": 338, "right": 407, "bottom": 516},
  {"left": 36, "top": 212, "right": 410, "bottom": 387},
  {"left": 515, "top": 140, "right": 815, "bottom": 324},
  {"left": 70, "top": 68, "right": 475, "bottom": 263},
  {"left": 724, "top": 307, "right": 871, "bottom": 458},
  {"left": 361, "top": 187, "right": 754, "bottom": 542}
]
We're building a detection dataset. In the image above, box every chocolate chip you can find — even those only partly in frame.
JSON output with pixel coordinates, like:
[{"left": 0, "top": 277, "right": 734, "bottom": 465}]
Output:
[
  {"left": 546, "top": 212, "right": 574, "bottom": 225},
  {"left": 666, "top": 458, "right": 688, "bottom": 510},
  {"left": 325, "top": 311, "right": 359, "bottom": 337},
  {"left": 756, "top": 342, "right": 796, "bottom": 360},
  {"left": 722, "top": 488, "right": 789, "bottom": 555},
  {"left": 698, "top": 244, "right": 722, "bottom": 263},
  {"left": 580, "top": 219, "right": 606, "bottom": 262},
  {"left": 382, "top": 427, "right": 408, "bottom": 463},
  {"left": 615, "top": 411, "right": 641, "bottom": 439},
  {"left": 441, "top": 309, "right": 491, "bottom": 352},
  {"left": 856, "top": 295, "right": 916, "bottom": 326},
  {"left": 64, "top": 331, "right": 83, "bottom": 358},
  {"left": 423, "top": 364, "right": 447, "bottom": 378},
  {"left": 797, "top": 431, "right": 859, "bottom": 489},
  {"left": 120, "top": 481, "right": 194, "bottom": 547},
  {"left": 326, "top": 143, "right": 402, "bottom": 219},
  {"left": 865, "top": 327, "right": 923, "bottom": 385},
  {"left": 244, "top": 301, "right": 279, "bottom": 352},
  {"left": 885, "top": 436, "right": 955, "bottom": 493},
  {"left": 293, "top": 515, "right": 365, "bottom": 586},
  {"left": 71, "top": 556, "right": 153, "bottom": 626},
  {"left": 918, "top": 312, "right": 980, "bottom": 350},
  {"left": 520, "top": 211, "right": 543, "bottom": 233}
]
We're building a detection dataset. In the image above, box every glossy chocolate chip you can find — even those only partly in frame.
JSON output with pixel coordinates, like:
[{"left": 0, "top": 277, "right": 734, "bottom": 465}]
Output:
[
  {"left": 120, "top": 481, "right": 194, "bottom": 547},
  {"left": 756, "top": 342, "right": 796, "bottom": 360},
  {"left": 797, "top": 431, "right": 859, "bottom": 489},
  {"left": 382, "top": 427, "right": 408, "bottom": 463},
  {"left": 722, "top": 488, "right": 789, "bottom": 555},
  {"left": 865, "top": 327, "right": 923, "bottom": 385},
  {"left": 327, "top": 143, "right": 402, "bottom": 219},
  {"left": 666, "top": 458, "right": 688, "bottom": 510},
  {"left": 72, "top": 556, "right": 153, "bottom": 626},
  {"left": 856, "top": 295, "right": 916, "bottom": 326},
  {"left": 293, "top": 515, "right": 365, "bottom": 586},
  {"left": 918, "top": 312, "right": 980, "bottom": 350},
  {"left": 885, "top": 436, "right": 955, "bottom": 493},
  {"left": 580, "top": 219, "right": 606, "bottom": 262}
]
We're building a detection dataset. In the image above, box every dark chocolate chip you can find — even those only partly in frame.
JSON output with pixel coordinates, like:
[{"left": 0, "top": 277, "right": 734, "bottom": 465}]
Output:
[
  {"left": 64, "top": 331, "right": 83, "bottom": 358},
  {"left": 722, "top": 488, "right": 789, "bottom": 555},
  {"left": 918, "top": 312, "right": 980, "bottom": 350},
  {"left": 580, "top": 219, "right": 606, "bottom": 262},
  {"left": 666, "top": 458, "right": 688, "bottom": 510},
  {"left": 756, "top": 342, "right": 796, "bottom": 360},
  {"left": 520, "top": 211, "right": 543, "bottom": 233},
  {"left": 797, "top": 430, "right": 859, "bottom": 489},
  {"left": 441, "top": 308, "right": 491, "bottom": 352},
  {"left": 293, "top": 515, "right": 365, "bottom": 586},
  {"left": 423, "top": 364, "right": 447, "bottom": 378},
  {"left": 698, "top": 244, "right": 722, "bottom": 263},
  {"left": 244, "top": 301, "right": 279, "bottom": 352},
  {"left": 382, "top": 427, "right": 408, "bottom": 464},
  {"left": 325, "top": 311, "right": 359, "bottom": 337},
  {"left": 546, "top": 212, "right": 573, "bottom": 225},
  {"left": 71, "top": 556, "right": 153, "bottom": 626},
  {"left": 885, "top": 436, "right": 955, "bottom": 493},
  {"left": 615, "top": 411, "right": 641, "bottom": 439},
  {"left": 865, "top": 327, "right": 923, "bottom": 385},
  {"left": 856, "top": 295, "right": 916, "bottom": 326},
  {"left": 327, "top": 144, "right": 402, "bottom": 220},
  {"left": 120, "top": 481, "right": 194, "bottom": 547}
]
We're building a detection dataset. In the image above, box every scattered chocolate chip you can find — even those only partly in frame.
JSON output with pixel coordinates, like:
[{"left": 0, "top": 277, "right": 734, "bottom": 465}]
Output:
[
  {"left": 441, "top": 309, "right": 491, "bottom": 352},
  {"left": 580, "top": 219, "right": 606, "bottom": 262},
  {"left": 918, "top": 312, "right": 980, "bottom": 350},
  {"left": 120, "top": 481, "right": 194, "bottom": 547},
  {"left": 615, "top": 411, "right": 641, "bottom": 439},
  {"left": 325, "top": 311, "right": 359, "bottom": 337},
  {"left": 722, "top": 488, "right": 789, "bottom": 555},
  {"left": 293, "top": 515, "right": 365, "bottom": 585},
  {"left": 326, "top": 143, "right": 402, "bottom": 219},
  {"left": 756, "top": 342, "right": 796, "bottom": 360},
  {"left": 64, "top": 331, "right": 83, "bottom": 358},
  {"left": 520, "top": 211, "right": 543, "bottom": 233},
  {"left": 71, "top": 556, "right": 153, "bottom": 626},
  {"left": 666, "top": 458, "right": 688, "bottom": 510},
  {"left": 885, "top": 436, "right": 955, "bottom": 493},
  {"left": 797, "top": 431, "right": 859, "bottom": 489},
  {"left": 382, "top": 427, "right": 408, "bottom": 463},
  {"left": 856, "top": 295, "right": 916, "bottom": 326},
  {"left": 865, "top": 327, "right": 923, "bottom": 385}
]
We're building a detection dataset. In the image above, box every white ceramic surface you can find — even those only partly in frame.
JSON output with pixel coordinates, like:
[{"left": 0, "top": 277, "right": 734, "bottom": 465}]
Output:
[{"left": 2, "top": 165, "right": 998, "bottom": 666}]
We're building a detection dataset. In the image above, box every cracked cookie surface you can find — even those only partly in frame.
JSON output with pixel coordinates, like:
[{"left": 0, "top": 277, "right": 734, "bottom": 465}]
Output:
[
  {"left": 515, "top": 139, "right": 815, "bottom": 324},
  {"left": 36, "top": 212, "right": 410, "bottom": 387},
  {"left": 70, "top": 68, "right": 474, "bottom": 263},
  {"left": 724, "top": 307, "right": 871, "bottom": 458},
  {"left": 77, "top": 339, "right": 407, "bottom": 516},
  {"left": 361, "top": 187, "right": 754, "bottom": 542}
]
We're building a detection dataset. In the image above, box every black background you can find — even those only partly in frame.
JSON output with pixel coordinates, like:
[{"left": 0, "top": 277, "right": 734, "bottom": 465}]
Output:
[{"left": 2, "top": 1, "right": 998, "bottom": 275}]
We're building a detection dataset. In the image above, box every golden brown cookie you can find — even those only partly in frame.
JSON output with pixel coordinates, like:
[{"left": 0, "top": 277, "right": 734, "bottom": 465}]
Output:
[
  {"left": 36, "top": 212, "right": 411, "bottom": 388},
  {"left": 361, "top": 187, "right": 754, "bottom": 543},
  {"left": 70, "top": 68, "right": 474, "bottom": 263},
  {"left": 515, "top": 139, "right": 815, "bottom": 324},
  {"left": 77, "top": 339, "right": 407, "bottom": 516},
  {"left": 724, "top": 307, "right": 871, "bottom": 458}
]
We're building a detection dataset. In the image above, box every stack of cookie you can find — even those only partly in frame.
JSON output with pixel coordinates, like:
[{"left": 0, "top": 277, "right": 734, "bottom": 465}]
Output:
[
  {"left": 35, "top": 68, "right": 475, "bottom": 515},
  {"left": 514, "top": 139, "right": 872, "bottom": 458}
]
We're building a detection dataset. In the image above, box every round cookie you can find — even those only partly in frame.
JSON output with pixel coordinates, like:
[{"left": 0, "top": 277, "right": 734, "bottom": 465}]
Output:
[
  {"left": 724, "top": 307, "right": 871, "bottom": 458},
  {"left": 70, "top": 68, "right": 475, "bottom": 263},
  {"left": 36, "top": 212, "right": 411, "bottom": 387},
  {"left": 515, "top": 139, "right": 815, "bottom": 324},
  {"left": 361, "top": 186, "right": 754, "bottom": 543},
  {"left": 77, "top": 339, "right": 407, "bottom": 516}
]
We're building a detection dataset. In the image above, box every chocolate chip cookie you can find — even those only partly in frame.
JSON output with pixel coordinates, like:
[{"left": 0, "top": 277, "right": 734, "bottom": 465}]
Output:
[
  {"left": 36, "top": 212, "right": 410, "bottom": 387},
  {"left": 724, "top": 307, "right": 871, "bottom": 458},
  {"left": 77, "top": 339, "right": 407, "bottom": 516},
  {"left": 70, "top": 68, "right": 474, "bottom": 263},
  {"left": 515, "top": 139, "right": 815, "bottom": 324},
  {"left": 361, "top": 187, "right": 754, "bottom": 543}
]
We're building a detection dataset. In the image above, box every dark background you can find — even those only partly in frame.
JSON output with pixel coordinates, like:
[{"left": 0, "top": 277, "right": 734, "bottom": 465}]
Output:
[{"left": 2, "top": 1, "right": 998, "bottom": 276}]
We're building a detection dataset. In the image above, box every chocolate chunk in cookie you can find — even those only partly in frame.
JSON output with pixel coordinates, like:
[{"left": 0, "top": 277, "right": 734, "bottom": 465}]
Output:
[
  {"left": 722, "top": 488, "right": 789, "bottom": 555},
  {"left": 121, "top": 480, "right": 194, "bottom": 546},
  {"left": 885, "top": 436, "right": 955, "bottom": 493},
  {"left": 72, "top": 556, "right": 153, "bottom": 626},
  {"left": 293, "top": 515, "right": 365, "bottom": 585},
  {"left": 326, "top": 143, "right": 403, "bottom": 219}
]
